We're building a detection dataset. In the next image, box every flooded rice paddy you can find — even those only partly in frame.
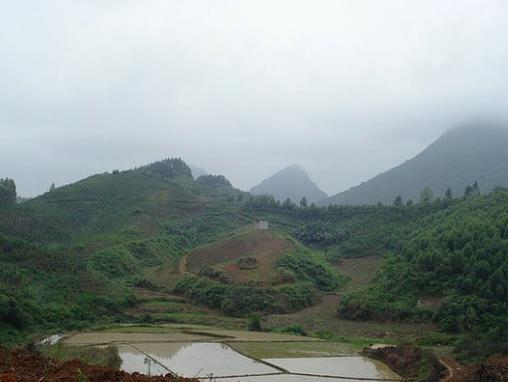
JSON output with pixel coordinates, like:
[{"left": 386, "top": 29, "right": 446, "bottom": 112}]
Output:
[{"left": 62, "top": 325, "right": 401, "bottom": 381}]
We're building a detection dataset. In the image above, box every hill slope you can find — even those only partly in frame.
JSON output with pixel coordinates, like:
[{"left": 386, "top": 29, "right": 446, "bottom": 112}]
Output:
[
  {"left": 186, "top": 229, "right": 296, "bottom": 284},
  {"left": 323, "top": 124, "right": 508, "bottom": 205},
  {"left": 250, "top": 165, "right": 328, "bottom": 203}
]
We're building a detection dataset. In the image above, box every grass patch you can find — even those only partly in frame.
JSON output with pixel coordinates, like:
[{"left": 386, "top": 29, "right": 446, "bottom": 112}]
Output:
[
  {"left": 40, "top": 343, "right": 121, "bottom": 369},
  {"left": 229, "top": 341, "right": 357, "bottom": 359}
]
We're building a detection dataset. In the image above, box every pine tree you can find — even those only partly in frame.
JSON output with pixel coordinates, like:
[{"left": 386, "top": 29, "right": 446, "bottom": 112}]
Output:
[
  {"left": 445, "top": 187, "right": 453, "bottom": 201},
  {"left": 0, "top": 178, "right": 16, "bottom": 207},
  {"left": 419, "top": 187, "right": 434, "bottom": 204}
]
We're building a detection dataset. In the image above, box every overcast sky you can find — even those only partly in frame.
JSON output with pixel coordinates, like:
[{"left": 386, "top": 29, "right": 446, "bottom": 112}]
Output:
[{"left": 1, "top": 1, "right": 508, "bottom": 197}]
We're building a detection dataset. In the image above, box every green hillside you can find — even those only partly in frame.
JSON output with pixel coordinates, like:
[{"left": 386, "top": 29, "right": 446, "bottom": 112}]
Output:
[
  {"left": 0, "top": 158, "right": 250, "bottom": 343},
  {"left": 1, "top": 158, "right": 507, "bottom": 361},
  {"left": 323, "top": 124, "right": 508, "bottom": 205}
]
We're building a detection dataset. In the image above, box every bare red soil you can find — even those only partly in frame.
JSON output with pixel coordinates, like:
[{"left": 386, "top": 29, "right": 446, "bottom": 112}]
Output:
[
  {"left": 362, "top": 345, "right": 445, "bottom": 381},
  {"left": 0, "top": 347, "right": 197, "bottom": 382},
  {"left": 186, "top": 230, "right": 295, "bottom": 284},
  {"left": 446, "top": 355, "right": 508, "bottom": 382}
]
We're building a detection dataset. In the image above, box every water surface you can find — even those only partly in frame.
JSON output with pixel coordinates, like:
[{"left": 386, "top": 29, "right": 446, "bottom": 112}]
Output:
[
  {"left": 264, "top": 356, "right": 401, "bottom": 380},
  {"left": 119, "top": 342, "right": 278, "bottom": 378},
  {"left": 115, "top": 341, "right": 401, "bottom": 380}
]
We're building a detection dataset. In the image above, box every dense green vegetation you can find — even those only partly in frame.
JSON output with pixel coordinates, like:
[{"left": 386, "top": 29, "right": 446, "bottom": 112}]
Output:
[
  {"left": 175, "top": 246, "right": 340, "bottom": 316},
  {"left": 40, "top": 344, "right": 121, "bottom": 368},
  {"left": 0, "top": 178, "right": 16, "bottom": 208},
  {"left": 174, "top": 275, "right": 319, "bottom": 316},
  {"left": 338, "top": 188, "right": 508, "bottom": 359},
  {"left": 1, "top": 156, "right": 507, "bottom": 361},
  {"left": 0, "top": 158, "right": 248, "bottom": 343},
  {"left": 196, "top": 174, "right": 233, "bottom": 188}
]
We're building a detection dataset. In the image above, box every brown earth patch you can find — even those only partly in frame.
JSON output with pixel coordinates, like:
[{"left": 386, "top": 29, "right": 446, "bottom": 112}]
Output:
[
  {"left": 446, "top": 355, "right": 508, "bottom": 382},
  {"left": 416, "top": 296, "right": 443, "bottom": 310},
  {"left": 0, "top": 346, "right": 196, "bottom": 382},
  {"left": 186, "top": 230, "right": 295, "bottom": 284},
  {"left": 337, "top": 255, "right": 383, "bottom": 292},
  {"left": 362, "top": 345, "right": 445, "bottom": 381},
  {"left": 134, "top": 288, "right": 185, "bottom": 303}
]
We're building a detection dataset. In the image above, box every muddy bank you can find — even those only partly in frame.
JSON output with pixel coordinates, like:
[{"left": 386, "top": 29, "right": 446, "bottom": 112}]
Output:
[
  {"left": 0, "top": 346, "right": 197, "bottom": 382},
  {"left": 447, "top": 354, "right": 508, "bottom": 382},
  {"left": 362, "top": 345, "right": 445, "bottom": 381}
]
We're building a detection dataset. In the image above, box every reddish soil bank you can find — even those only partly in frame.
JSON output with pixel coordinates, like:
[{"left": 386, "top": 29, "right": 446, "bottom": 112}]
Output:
[
  {"left": 0, "top": 347, "right": 197, "bottom": 382},
  {"left": 362, "top": 345, "right": 445, "bottom": 381},
  {"left": 446, "top": 354, "right": 508, "bottom": 382}
]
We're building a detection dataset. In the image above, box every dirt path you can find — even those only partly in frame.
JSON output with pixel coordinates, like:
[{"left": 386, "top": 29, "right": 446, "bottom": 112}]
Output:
[
  {"left": 439, "top": 357, "right": 468, "bottom": 382},
  {"left": 178, "top": 255, "right": 187, "bottom": 274}
]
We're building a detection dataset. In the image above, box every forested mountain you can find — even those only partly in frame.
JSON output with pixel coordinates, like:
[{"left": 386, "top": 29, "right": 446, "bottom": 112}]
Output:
[
  {"left": 250, "top": 164, "right": 328, "bottom": 203},
  {"left": 323, "top": 124, "right": 508, "bottom": 205},
  {"left": 1, "top": 156, "right": 507, "bottom": 360}
]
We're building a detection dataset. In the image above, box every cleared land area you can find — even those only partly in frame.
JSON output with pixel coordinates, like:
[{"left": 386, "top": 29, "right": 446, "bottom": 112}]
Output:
[
  {"left": 263, "top": 294, "right": 438, "bottom": 340},
  {"left": 337, "top": 255, "right": 383, "bottom": 293},
  {"left": 185, "top": 230, "right": 296, "bottom": 284}
]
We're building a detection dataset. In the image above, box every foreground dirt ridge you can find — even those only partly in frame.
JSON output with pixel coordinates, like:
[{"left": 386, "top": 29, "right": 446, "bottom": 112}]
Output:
[{"left": 0, "top": 347, "right": 198, "bottom": 382}]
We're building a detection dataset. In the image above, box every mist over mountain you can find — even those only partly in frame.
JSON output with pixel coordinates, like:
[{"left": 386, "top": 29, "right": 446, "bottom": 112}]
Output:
[
  {"left": 190, "top": 166, "right": 208, "bottom": 180},
  {"left": 249, "top": 165, "right": 328, "bottom": 203},
  {"left": 322, "top": 123, "right": 508, "bottom": 206}
]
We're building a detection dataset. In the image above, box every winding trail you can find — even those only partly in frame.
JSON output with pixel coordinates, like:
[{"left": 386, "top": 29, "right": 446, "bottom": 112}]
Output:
[{"left": 439, "top": 357, "right": 462, "bottom": 382}]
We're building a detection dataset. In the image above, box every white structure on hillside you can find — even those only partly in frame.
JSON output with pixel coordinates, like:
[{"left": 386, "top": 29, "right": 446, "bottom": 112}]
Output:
[{"left": 255, "top": 220, "right": 269, "bottom": 230}]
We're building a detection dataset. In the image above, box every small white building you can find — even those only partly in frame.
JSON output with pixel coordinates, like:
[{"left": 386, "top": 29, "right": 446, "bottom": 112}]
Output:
[{"left": 255, "top": 220, "right": 269, "bottom": 230}]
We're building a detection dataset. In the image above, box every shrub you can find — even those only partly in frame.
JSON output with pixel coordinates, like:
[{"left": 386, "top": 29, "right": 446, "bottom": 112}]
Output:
[{"left": 247, "top": 313, "right": 262, "bottom": 331}]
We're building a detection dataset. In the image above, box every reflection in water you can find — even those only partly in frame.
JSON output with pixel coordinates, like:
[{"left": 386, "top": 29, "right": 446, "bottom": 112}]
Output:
[
  {"left": 117, "top": 345, "right": 169, "bottom": 376},
  {"left": 264, "top": 357, "right": 401, "bottom": 380},
  {"left": 118, "top": 342, "right": 400, "bottom": 381},
  {"left": 134, "top": 342, "right": 278, "bottom": 378},
  {"left": 39, "top": 334, "right": 63, "bottom": 345}
]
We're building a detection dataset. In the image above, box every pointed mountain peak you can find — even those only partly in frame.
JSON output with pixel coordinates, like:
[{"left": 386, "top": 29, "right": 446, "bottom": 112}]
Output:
[{"left": 250, "top": 165, "right": 327, "bottom": 203}]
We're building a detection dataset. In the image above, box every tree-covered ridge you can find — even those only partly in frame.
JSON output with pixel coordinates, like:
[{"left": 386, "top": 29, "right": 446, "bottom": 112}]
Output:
[
  {"left": 338, "top": 188, "right": 508, "bottom": 356},
  {"left": 0, "top": 160, "right": 243, "bottom": 244},
  {"left": 137, "top": 157, "right": 193, "bottom": 178},
  {"left": 1, "top": 156, "right": 507, "bottom": 359},
  {"left": 196, "top": 174, "right": 233, "bottom": 188},
  {"left": 0, "top": 178, "right": 16, "bottom": 208}
]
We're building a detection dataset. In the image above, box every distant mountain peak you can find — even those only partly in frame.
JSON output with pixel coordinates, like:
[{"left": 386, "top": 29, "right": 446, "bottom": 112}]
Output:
[
  {"left": 322, "top": 122, "right": 508, "bottom": 206},
  {"left": 250, "top": 165, "right": 328, "bottom": 203}
]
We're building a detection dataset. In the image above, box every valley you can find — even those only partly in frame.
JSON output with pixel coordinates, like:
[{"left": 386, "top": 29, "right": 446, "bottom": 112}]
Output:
[{"left": 1, "top": 156, "right": 508, "bottom": 381}]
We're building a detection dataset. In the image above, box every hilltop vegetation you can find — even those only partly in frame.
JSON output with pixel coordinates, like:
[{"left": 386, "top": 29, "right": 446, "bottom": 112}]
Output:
[
  {"left": 324, "top": 124, "right": 508, "bottom": 205},
  {"left": 0, "top": 178, "right": 16, "bottom": 208},
  {"left": 0, "top": 157, "right": 507, "bottom": 361},
  {"left": 0, "top": 158, "right": 248, "bottom": 343},
  {"left": 338, "top": 188, "right": 508, "bottom": 358}
]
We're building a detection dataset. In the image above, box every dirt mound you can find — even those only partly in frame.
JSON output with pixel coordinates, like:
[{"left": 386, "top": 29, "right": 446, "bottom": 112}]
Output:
[
  {"left": 0, "top": 347, "right": 196, "bottom": 382},
  {"left": 362, "top": 345, "right": 445, "bottom": 381},
  {"left": 448, "top": 354, "right": 508, "bottom": 382},
  {"left": 186, "top": 230, "right": 295, "bottom": 283}
]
